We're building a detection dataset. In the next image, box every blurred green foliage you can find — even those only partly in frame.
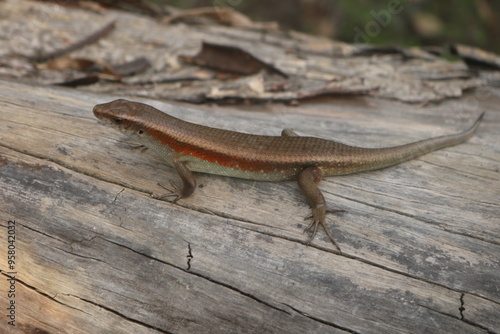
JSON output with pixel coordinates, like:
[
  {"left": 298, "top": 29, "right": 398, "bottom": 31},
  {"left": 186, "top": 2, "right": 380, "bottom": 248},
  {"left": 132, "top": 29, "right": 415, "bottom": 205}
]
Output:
[{"left": 155, "top": 0, "right": 499, "bottom": 53}]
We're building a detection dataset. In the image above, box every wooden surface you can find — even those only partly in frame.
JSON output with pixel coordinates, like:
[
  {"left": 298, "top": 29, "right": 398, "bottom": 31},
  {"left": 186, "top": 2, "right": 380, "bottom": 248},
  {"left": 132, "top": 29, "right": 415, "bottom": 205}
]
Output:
[
  {"left": 0, "top": 1, "right": 499, "bottom": 333},
  {"left": 0, "top": 78, "right": 499, "bottom": 333}
]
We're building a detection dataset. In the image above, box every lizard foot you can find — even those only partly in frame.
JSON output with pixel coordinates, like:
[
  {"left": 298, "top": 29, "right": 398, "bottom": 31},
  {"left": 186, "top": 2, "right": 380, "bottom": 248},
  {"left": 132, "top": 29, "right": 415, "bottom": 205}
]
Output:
[
  {"left": 130, "top": 144, "right": 148, "bottom": 152},
  {"left": 304, "top": 207, "right": 346, "bottom": 252},
  {"left": 157, "top": 181, "right": 182, "bottom": 202}
]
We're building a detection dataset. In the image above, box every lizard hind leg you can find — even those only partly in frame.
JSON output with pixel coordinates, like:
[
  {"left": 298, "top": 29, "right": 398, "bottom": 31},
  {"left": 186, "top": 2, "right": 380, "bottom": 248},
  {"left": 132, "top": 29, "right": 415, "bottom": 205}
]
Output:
[
  {"left": 297, "top": 166, "right": 344, "bottom": 252},
  {"left": 281, "top": 128, "right": 299, "bottom": 137}
]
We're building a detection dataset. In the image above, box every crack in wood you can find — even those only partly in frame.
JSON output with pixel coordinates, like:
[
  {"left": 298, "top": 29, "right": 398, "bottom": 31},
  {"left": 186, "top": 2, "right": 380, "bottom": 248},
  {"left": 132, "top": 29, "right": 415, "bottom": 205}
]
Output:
[
  {"left": 459, "top": 293, "right": 466, "bottom": 320},
  {"left": 415, "top": 297, "right": 495, "bottom": 333},
  {"left": 456, "top": 294, "right": 496, "bottom": 333},
  {"left": 54, "top": 246, "right": 105, "bottom": 264},
  {"left": 0, "top": 272, "right": 85, "bottom": 313},
  {"left": 18, "top": 222, "right": 71, "bottom": 245},
  {"left": 68, "top": 295, "right": 173, "bottom": 334},
  {"left": 186, "top": 242, "right": 193, "bottom": 271},
  {"left": 189, "top": 270, "right": 291, "bottom": 315},
  {"left": 283, "top": 303, "right": 360, "bottom": 334},
  {"left": 112, "top": 188, "right": 125, "bottom": 204},
  {"left": 415, "top": 302, "right": 460, "bottom": 320}
]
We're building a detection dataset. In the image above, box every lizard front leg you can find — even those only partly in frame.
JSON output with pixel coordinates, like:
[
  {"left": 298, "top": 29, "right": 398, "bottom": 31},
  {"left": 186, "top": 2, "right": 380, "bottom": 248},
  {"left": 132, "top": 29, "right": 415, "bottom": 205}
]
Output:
[
  {"left": 297, "top": 166, "right": 344, "bottom": 252},
  {"left": 159, "top": 158, "right": 197, "bottom": 202}
]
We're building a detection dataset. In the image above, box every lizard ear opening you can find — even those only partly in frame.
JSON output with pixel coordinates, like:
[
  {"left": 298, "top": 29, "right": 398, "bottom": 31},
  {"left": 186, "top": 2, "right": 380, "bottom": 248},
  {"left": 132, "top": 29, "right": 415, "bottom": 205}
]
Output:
[{"left": 138, "top": 129, "right": 144, "bottom": 135}]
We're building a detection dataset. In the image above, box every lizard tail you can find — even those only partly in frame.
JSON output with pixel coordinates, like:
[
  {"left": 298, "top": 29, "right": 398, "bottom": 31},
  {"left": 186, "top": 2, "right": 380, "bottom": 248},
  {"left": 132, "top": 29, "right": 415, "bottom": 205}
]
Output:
[{"left": 343, "top": 112, "right": 485, "bottom": 174}]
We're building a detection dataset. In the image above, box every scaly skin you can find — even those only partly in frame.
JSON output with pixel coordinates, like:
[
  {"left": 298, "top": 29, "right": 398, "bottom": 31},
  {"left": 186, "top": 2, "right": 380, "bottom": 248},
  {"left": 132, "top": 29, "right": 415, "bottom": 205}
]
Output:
[{"left": 93, "top": 99, "right": 484, "bottom": 251}]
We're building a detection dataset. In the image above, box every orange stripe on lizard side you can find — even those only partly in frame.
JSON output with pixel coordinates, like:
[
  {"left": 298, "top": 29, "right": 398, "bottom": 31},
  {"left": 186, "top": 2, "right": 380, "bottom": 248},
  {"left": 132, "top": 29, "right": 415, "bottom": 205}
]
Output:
[{"left": 147, "top": 128, "right": 279, "bottom": 172}]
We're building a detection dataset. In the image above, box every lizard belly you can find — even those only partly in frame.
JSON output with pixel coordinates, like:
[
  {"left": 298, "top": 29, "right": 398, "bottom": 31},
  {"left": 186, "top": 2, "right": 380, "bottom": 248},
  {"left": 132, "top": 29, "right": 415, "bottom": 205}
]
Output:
[{"left": 180, "top": 153, "right": 298, "bottom": 181}]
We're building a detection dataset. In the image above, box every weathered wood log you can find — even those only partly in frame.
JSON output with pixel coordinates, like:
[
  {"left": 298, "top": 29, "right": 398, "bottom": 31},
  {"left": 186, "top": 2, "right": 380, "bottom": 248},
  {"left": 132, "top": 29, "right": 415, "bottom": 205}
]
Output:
[{"left": 0, "top": 78, "right": 499, "bottom": 333}]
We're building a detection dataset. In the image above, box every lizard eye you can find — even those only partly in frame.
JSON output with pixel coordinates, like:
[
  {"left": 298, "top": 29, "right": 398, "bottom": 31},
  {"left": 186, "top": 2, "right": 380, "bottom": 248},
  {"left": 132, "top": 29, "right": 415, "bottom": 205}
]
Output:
[
  {"left": 113, "top": 118, "right": 123, "bottom": 124},
  {"left": 138, "top": 129, "right": 144, "bottom": 135}
]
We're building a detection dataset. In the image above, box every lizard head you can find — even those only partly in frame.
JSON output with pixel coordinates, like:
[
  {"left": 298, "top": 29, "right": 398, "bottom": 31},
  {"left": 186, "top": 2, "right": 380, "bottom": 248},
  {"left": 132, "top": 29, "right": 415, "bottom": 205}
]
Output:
[
  {"left": 93, "top": 99, "right": 146, "bottom": 135},
  {"left": 93, "top": 99, "right": 186, "bottom": 149}
]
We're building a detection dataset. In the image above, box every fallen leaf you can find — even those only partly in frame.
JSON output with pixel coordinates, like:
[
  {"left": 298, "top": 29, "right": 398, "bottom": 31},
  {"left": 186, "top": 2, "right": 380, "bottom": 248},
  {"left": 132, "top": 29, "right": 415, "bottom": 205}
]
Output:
[{"left": 180, "top": 42, "right": 287, "bottom": 77}]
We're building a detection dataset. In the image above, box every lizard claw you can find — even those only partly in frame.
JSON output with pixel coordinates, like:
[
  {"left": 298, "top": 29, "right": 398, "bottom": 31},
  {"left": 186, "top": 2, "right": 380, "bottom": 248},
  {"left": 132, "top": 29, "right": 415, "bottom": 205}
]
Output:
[
  {"left": 304, "top": 207, "right": 345, "bottom": 253},
  {"left": 130, "top": 144, "right": 149, "bottom": 152},
  {"left": 157, "top": 181, "right": 182, "bottom": 202}
]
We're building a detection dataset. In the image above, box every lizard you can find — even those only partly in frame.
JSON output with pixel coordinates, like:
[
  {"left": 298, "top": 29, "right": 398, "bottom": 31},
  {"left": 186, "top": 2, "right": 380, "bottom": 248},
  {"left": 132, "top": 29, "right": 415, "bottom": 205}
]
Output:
[{"left": 93, "top": 99, "right": 484, "bottom": 251}]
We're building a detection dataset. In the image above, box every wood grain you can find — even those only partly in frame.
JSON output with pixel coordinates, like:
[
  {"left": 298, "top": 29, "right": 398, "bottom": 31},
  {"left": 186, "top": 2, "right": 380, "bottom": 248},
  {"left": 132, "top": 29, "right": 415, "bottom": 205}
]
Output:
[{"left": 0, "top": 79, "right": 498, "bottom": 333}]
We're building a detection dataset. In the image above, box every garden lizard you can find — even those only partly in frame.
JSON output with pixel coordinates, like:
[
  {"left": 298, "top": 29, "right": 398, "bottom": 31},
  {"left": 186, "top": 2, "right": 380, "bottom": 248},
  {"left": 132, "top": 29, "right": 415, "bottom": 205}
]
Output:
[{"left": 93, "top": 99, "right": 484, "bottom": 251}]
